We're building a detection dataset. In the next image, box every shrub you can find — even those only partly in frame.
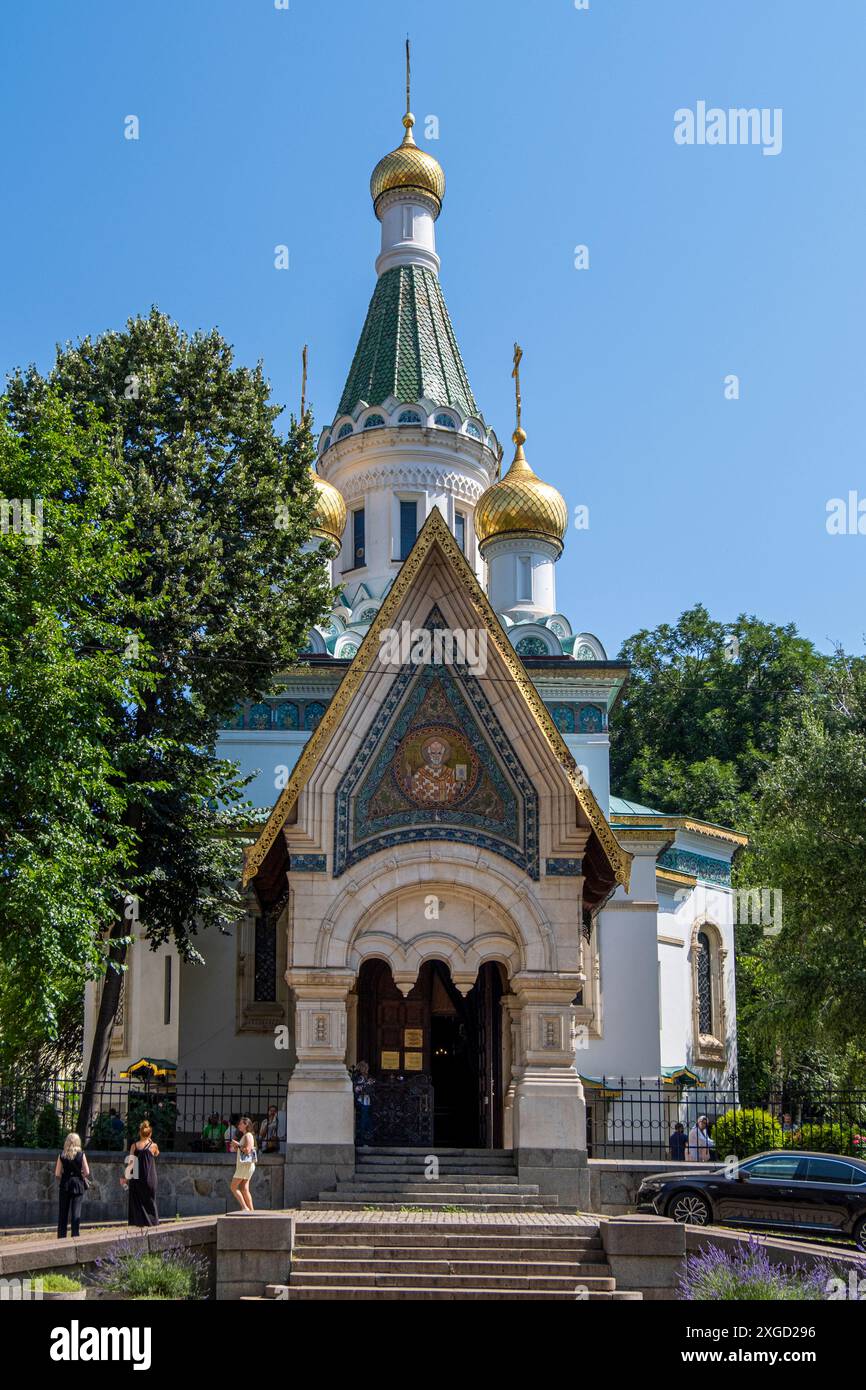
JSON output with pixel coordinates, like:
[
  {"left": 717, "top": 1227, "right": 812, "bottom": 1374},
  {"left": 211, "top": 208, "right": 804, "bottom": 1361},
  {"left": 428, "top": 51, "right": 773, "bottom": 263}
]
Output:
[
  {"left": 712, "top": 1108, "right": 783, "bottom": 1158},
  {"left": 678, "top": 1237, "right": 853, "bottom": 1301},
  {"left": 89, "top": 1111, "right": 125, "bottom": 1150},
  {"left": 35, "top": 1104, "right": 63, "bottom": 1151},
  {"left": 92, "top": 1244, "right": 207, "bottom": 1300},
  {"left": 786, "top": 1123, "right": 861, "bottom": 1156},
  {"left": 126, "top": 1091, "right": 176, "bottom": 1148},
  {"left": 34, "top": 1273, "right": 84, "bottom": 1293}
]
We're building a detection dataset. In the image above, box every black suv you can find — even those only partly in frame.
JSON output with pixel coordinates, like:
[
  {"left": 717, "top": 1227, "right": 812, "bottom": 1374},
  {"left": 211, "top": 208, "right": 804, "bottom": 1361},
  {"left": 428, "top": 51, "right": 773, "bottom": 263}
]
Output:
[{"left": 636, "top": 1150, "right": 866, "bottom": 1243}]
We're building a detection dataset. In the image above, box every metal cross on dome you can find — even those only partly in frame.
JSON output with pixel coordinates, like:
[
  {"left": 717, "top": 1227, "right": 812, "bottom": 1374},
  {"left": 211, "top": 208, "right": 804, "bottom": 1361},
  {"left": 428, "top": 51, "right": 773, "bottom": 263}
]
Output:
[{"left": 512, "top": 341, "right": 523, "bottom": 435}]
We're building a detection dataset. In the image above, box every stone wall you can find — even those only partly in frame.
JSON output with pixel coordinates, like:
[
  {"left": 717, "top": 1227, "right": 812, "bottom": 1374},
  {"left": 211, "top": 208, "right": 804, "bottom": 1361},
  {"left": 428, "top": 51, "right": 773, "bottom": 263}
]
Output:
[
  {"left": 0, "top": 1148, "right": 285, "bottom": 1227},
  {"left": 588, "top": 1158, "right": 716, "bottom": 1214},
  {"left": 599, "top": 1216, "right": 864, "bottom": 1301}
]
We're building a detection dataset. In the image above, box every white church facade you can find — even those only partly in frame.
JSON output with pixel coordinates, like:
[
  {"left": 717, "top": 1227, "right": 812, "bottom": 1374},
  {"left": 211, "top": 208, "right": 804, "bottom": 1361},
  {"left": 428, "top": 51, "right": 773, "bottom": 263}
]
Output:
[{"left": 84, "top": 79, "right": 745, "bottom": 1204}]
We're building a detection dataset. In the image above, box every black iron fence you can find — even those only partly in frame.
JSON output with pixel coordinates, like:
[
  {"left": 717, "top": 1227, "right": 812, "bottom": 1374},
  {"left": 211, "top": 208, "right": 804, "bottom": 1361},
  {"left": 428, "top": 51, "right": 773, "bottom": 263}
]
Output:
[
  {"left": 0, "top": 1070, "right": 289, "bottom": 1152},
  {"left": 585, "top": 1078, "right": 866, "bottom": 1160}
]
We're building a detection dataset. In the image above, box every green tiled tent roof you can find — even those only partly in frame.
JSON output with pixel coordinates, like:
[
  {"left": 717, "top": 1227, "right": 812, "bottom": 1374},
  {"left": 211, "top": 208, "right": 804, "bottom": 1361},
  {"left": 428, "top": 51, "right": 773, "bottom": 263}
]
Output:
[{"left": 337, "top": 264, "right": 479, "bottom": 420}]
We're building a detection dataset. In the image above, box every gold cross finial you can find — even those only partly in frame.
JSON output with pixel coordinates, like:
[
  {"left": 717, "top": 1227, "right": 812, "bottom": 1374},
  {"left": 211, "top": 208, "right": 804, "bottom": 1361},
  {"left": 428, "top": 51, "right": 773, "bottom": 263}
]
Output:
[
  {"left": 300, "top": 343, "right": 308, "bottom": 420},
  {"left": 512, "top": 342, "right": 524, "bottom": 441}
]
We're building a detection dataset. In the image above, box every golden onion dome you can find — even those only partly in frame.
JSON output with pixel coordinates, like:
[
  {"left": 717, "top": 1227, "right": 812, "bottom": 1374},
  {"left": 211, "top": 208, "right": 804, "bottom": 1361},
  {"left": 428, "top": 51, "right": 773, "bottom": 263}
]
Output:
[
  {"left": 370, "top": 113, "right": 445, "bottom": 216},
  {"left": 474, "top": 429, "right": 568, "bottom": 552},
  {"left": 310, "top": 468, "right": 347, "bottom": 546}
]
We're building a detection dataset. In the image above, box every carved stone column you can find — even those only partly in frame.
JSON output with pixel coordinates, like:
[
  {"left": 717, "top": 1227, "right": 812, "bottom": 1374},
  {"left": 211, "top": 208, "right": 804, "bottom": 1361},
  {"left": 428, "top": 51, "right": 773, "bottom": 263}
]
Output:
[
  {"left": 509, "top": 972, "right": 589, "bottom": 1206},
  {"left": 282, "top": 969, "right": 357, "bottom": 1206}
]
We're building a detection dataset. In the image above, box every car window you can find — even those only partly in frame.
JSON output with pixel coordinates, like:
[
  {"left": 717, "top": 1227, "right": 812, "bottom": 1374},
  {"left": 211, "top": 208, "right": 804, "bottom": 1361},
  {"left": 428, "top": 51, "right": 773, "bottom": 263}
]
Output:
[
  {"left": 741, "top": 1155, "right": 804, "bottom": 1180},
  {"left": 804, "top": 1158, "right": 857, "bottom": 1185}
]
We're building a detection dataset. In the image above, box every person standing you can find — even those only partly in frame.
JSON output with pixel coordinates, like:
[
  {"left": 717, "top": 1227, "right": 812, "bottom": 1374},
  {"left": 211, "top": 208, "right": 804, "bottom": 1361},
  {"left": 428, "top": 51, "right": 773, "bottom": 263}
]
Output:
[
  {"left": 352, "top": 1061, "right": 375, "bottom": 1146},
  {"left": 687, "top": 1114, "right": 714, "bottom": 1161},
  {"left": 230, "top": 1117, "right": 257, "bottom": 1212},
  {"left": 669, "top": 1122, "right": 687, "bottom": 1161},
  {"left": 121, "top": 1120, "right": 160, "bottom": 1227},
  {"left": 258, "top": 1106, "right": 279, "bottom": 1153},
  {"left": 55, "top": 1133, "right": 90, "bottom": 1238}
]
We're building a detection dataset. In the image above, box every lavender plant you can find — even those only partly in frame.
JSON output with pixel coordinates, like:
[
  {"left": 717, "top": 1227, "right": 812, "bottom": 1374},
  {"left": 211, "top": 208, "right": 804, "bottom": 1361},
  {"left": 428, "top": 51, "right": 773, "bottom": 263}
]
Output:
[{"left": 678, "top": 1236, "right": 865, "bottom": 1301}]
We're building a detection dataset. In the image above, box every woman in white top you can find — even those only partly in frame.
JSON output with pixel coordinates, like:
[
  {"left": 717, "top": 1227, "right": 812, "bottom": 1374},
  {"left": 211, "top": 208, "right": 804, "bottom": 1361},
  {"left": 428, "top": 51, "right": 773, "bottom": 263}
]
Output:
[
  {"left": 229, "top": 1116, "right": 257, "bottom": 1212},
  {"left": 687, "top": 1115, "right": 714, "bottom": 1161}
]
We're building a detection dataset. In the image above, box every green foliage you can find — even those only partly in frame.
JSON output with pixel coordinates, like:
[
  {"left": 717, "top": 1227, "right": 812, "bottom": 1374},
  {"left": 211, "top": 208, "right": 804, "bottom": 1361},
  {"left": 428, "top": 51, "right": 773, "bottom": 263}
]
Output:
[
  {"left": 785, "top": 1123, "right": 863, "bottom": 1156},
  {"left": 678, "top": 1237, "right": 836, "bottom": 1301},
  {"left": 611, "top": 604, "right": 826, "bottom": 826},
  {"left": 89, "top": 1111, "right": 125, "bottom": 1150},
  {"left": 712, "top": 1108, "right": 783, "bottom": 1158},
  {"left": 0, "top": 388, "right": 145, "bottom": 1060},
  {"left": 94, "top": 1245, "right": 207, "bottom": 1300},
  {"left": 740, "top": 654, "right": 866, "bottom": 1060},
  {"left": 35, "top": 1273, "right": 84, "bottom": 1293},
  {"left": 34, "top": 1103, "right": 63, "bottom": 1150},
  {"left": 2, "top": 310, "right": 335, "bottom": 1079},
  {"left": 126, "top": 1091, "right": 176, "bottom": 1147}
]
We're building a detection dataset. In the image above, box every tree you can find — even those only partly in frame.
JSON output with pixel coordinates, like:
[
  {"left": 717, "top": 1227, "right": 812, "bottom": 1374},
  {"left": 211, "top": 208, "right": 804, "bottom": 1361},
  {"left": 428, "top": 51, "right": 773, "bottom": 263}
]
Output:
[
  {"left": 739, "top": 654, "right": 866, "bottom": 1070},
  {"left": 6, "top": 310, "right": 334, "bottom": 1133},
  {"left": 610, "top": 604, "right": 826, "bottom": 826},
  {"left": 0, "top": 387, "right": 147, "bottom": 1068}
]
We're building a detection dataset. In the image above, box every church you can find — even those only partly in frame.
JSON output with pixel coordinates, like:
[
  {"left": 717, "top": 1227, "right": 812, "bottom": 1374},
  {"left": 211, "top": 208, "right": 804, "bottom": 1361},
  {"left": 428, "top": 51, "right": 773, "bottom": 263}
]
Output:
[{"left": 83, "top": 72, "right": 745, "bottom": 1205}]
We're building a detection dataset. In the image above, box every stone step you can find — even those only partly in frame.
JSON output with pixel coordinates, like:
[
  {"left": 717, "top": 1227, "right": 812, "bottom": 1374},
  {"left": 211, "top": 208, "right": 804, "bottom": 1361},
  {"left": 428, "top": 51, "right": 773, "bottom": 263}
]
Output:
[
  {"left": 355, "top": 1156, "right": 517, "bottom": 1167},
  {"left": 317, "top": 1191, "right": 549, "bottom": 1204},
  {"left": 331, "top": 1181, "right": 539, "bottom": 1195},
  {"left": 295, "top": 1219, "right": 590, "bottom": 1235},
  {"left": 302, "top": 1198, "right": 562, "bottom": 1211},
  {"left": 263, "top": 1284, "right": 642, "bottom": 1301},
  {"left": 293, "top": 1257, "right": 613, "bottom": 1278},
  {"left": 352, "top": 1169, "right": 521, "bottom": 1181},
  {"left": 356, "top": 1147, "right": 515, "bottom": 1157},
  {"left": 294, "top": 1236, "right": 602, "bottom": 1255},
  {"left": 289, "top": 1269, "right": 616, "bottom": 1291}
]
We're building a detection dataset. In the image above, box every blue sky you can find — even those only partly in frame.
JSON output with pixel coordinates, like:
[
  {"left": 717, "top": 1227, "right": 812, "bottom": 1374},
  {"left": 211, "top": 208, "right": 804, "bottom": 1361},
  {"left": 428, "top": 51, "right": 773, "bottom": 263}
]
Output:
[{"left": 1, "top": 0, "right": 863, "bottom": 657}]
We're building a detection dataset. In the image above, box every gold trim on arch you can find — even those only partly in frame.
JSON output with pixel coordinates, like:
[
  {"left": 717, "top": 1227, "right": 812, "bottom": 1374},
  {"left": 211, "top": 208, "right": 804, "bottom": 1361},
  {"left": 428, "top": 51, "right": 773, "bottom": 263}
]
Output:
[{"left": 242, "top": 508, "right": 631, "bottom": 891}]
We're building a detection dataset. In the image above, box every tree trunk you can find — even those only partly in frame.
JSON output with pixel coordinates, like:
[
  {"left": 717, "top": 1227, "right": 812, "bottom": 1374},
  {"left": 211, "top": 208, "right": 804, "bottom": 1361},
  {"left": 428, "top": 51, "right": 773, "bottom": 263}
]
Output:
[{"left": 76, "top": 918, "right": 128, "bottom": 1142}]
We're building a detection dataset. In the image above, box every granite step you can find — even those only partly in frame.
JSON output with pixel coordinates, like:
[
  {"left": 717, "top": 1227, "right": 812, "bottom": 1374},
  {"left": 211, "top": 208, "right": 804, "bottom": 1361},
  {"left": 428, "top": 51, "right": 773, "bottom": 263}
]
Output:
[
  {"left": 301, "top": 1198, "right": 562, "bottom": 1211},
  {"left": 293, "top": 1231, "right": 602, "bottom": 1251},
  {"left": 260, "top": 1285, "right": 642, "bottom": 1301},
  {"left": 292, "top": 1257, "right": 613, "bottom": 1279}
]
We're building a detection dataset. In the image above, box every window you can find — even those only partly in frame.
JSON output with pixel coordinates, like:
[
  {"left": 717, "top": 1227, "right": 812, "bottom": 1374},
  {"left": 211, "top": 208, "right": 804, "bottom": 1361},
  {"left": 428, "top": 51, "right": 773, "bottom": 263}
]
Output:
[
  {"left": 399, "top": 499, "right": 418, "bottom": 560},
  {"left": 517, "top": 556, "right": 532, "bottom": 602},
  {"left": 402, "top": 205, "right": 415, "bottom": 240},
  {"left": 163, "top": 957, "right": 172, "bottom": 1026},
  {"left": 455, "top": 511, "right": 466, "bottom": 554},
  {"left": 337, "top": 422, "right": 353, "bottom": 439},
  {"left": 363, "top": 414, "right": 385, "bottom": 430},
  {"left": 465, "top": 422, "right": 482, "bottom": 439},
  {"left": 254, "top": 916, "right": 278, "bottom": 1002},
  {"left": 353, "top": 508, "right": 366, "bottom": 566},
  {"left": 691, "top": 922, "right": 727, "bottom": 1065},
  {"left": 397, "top": 410, "right": 422, "bottom": 425},
  {"left": 804, "top": 1158, "right": 858, "bottom": 1185},
  {"left": 741, "top": 1154, "right": 804, "bottom": 1180},
  {"left": 434, "top": 413, "right": 456, "bottom": 429},
  {"left": 697, "top": 930, "right": 713, "bottom": 1034}
]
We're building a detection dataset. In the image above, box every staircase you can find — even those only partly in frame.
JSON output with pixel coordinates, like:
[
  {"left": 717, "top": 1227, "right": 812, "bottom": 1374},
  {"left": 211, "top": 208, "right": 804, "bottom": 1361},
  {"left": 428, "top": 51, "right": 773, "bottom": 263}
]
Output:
[
  {"left": 300, "top": 1146, "right": 559, "bottom": 1211},
  {"left": 256, "top": 1217, "right": 642, "bottom": 1300}
]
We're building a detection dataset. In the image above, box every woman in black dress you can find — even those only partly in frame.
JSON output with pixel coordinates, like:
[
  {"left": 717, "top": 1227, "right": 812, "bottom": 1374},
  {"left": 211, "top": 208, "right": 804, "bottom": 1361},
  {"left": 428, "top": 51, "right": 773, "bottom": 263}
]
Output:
[
  {"left": 54, "top": 1132, "right": 90, "bottom": 1238},
  {"left": 121, "top": 1120, "right": 160, "bottom": 1227}
]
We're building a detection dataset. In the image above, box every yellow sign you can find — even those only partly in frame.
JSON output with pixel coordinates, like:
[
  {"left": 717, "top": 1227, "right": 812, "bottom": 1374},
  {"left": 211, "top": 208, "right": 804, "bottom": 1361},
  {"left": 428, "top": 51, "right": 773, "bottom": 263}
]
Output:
[
  {"left": 381, "top": 1051, "right": 400, "bottom": 1070},
  {"left": 404, "top": 1029, "right": 423, "bottom": 1048},
  {"left": 404, "top": 1051, "right": 424, "bottom": 1071}
]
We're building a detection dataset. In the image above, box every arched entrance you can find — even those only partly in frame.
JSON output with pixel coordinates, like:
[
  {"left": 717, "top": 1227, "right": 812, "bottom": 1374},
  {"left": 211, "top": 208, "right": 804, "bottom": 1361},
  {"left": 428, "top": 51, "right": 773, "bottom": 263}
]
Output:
[{"left": 356, "top": 958, "right": 505, "bottom": 1148}]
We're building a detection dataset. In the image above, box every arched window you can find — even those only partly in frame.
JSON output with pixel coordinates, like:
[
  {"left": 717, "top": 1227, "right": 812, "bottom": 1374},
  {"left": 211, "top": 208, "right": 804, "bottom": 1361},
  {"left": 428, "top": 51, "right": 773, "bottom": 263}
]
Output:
[
  {"left": 337, "top": 423, "right": 354, "bottom": 439},
  {"left": 397, "top": 410, "right": 422, "bottom": 425},
  {"left": 515, "top": 636, "right": 550, "bottom": 657},
  {"left": 434, "top": 413, "right": 456, "bottom": 429},
  {"left": 691, "top": 923, "right": 727, "bottom": 1065},
  {"left": 464, "top": 422, "right": 482, "bottom": 439},
  {"left": 321, "top": 435, "right": 332, "bottom": 453},
  {"left": 696, "top": 931, "right": 713, "bottom": 1034},
  {"left": 363, "top": 414, "right": 385, "bottom": 430}
]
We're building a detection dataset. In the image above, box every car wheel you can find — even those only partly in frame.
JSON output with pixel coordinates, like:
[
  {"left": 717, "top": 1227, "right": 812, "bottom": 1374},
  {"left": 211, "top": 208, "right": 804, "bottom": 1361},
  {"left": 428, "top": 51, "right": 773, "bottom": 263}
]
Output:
[
  {"left": 852, "top": 1214, "right": 866, "bottom": 1250},
  {"left": 668, "top": 1190, "right": 712, "bottom": 1226}
]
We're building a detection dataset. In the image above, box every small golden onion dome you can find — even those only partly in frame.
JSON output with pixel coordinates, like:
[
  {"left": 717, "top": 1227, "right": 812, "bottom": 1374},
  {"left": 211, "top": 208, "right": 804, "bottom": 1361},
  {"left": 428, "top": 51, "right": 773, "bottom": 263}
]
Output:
[
  {"left": 310, "top": 468, "right": 347, "bottom": 546},
  {"left": 370, "top": 113, "right": 445, "bottom": 216},
  {"left": 474, "top": 429, "right": 568, "bottom": 552}
]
